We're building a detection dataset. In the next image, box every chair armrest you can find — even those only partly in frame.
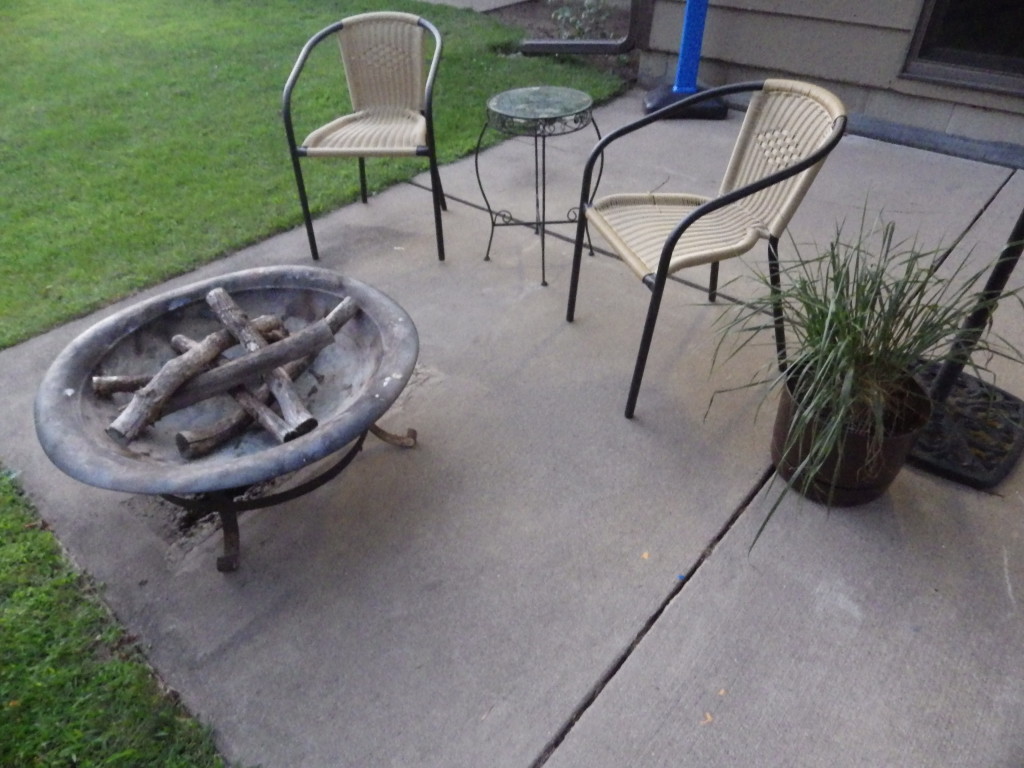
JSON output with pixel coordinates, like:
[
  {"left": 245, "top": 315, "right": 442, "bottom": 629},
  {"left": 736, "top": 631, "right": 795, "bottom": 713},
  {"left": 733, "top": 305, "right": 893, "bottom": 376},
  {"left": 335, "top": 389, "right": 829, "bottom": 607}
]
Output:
[
  {"left": 419, "top": 17, "right": 443, "bottom": 120},
  {"left": 282, "top": 21, "right": 347, "bottom": 151}
]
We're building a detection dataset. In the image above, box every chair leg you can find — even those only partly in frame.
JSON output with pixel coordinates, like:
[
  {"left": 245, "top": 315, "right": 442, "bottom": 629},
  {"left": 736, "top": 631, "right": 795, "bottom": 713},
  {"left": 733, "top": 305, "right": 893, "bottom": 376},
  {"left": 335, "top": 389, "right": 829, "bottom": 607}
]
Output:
[
  {"left": 358, "top": 158, "right": 368, "bottom": 204},
  {"left": 625, "top": 274, "right": 667, "bottom": 419},
  {"left": 708, "top": 261, "right": 720, "bottom": 301},
  {"left": 289, "top": 153, "right": 319, "bottom": 261},
  {"left": 428, "top": 150, "right": 446, "bottom": 261},
  {"left": 566, "top": 210, "right": 589, "bottom": 322},
  {"left": 429, "top": 151, "right": 447, "bottom": 212},
  {"left": 767, "top": 235, "right": 788, "bottom": 372},
  {"left": 430, "top": 173, "right": 445, "bottom": 263}
]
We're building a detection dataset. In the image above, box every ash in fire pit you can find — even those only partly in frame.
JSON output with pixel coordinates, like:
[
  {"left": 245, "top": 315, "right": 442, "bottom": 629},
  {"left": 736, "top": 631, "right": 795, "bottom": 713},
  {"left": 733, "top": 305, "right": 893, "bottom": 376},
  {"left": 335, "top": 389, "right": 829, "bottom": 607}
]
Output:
[{"left": 36, "top": 267, "right": 419, "bottom": 571}]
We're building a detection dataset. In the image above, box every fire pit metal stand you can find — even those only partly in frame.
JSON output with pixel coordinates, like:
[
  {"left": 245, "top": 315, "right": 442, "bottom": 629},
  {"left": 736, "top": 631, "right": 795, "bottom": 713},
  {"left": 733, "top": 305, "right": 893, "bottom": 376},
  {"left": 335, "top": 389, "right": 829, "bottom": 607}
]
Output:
[{"left": 161, "top": 430, "right": 369, "bottom": 571}]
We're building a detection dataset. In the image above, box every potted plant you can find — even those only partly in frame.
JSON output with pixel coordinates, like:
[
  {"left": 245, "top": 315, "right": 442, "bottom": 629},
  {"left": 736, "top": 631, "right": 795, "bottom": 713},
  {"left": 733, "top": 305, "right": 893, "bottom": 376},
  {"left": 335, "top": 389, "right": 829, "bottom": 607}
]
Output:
[{"left": 715, "top": 209, "right": 1021, "bottom": 515}]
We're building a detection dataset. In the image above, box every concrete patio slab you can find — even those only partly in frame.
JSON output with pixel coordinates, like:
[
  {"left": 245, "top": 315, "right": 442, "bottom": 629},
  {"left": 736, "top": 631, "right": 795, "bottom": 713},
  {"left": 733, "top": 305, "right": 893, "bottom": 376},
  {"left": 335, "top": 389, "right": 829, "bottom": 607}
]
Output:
[
  {"left": 3, "top": 86, "right": 1023, "bottom": 767},
  {"left": 2, "top": 92, "right": 778, "bottom": 768},
  {"left": 541, "top": 463, "right": 1024, "bottom": 767}
]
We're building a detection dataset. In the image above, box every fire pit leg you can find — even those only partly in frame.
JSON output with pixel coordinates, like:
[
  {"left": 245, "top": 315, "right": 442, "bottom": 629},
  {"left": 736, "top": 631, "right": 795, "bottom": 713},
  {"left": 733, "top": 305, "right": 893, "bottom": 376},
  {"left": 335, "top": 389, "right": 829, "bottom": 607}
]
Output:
[
  {"left": 160, "top": 431, "right": 370, "bottom": 572},
  {"left": 369, "top": 423, "right": 418, "bottom": 448},
  {"left": 217, "top": 508, "right": 242, "bottom": 572}
]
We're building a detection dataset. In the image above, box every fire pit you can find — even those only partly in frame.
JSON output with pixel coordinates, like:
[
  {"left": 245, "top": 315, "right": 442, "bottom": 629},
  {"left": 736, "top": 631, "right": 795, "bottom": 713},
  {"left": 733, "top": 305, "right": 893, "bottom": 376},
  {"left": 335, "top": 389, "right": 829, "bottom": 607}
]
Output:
[{"left": 35, "top": 266, "right": 419, "bottom": 571}]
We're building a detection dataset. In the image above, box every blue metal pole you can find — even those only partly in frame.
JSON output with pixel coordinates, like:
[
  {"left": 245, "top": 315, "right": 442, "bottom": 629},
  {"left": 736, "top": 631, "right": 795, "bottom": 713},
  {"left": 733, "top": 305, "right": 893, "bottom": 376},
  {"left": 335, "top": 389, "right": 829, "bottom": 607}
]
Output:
[
  {"left": 672, "top": 0, "right": 710, "bottom": 95},
  {"left": 643, "top": 0, "right": 726, "bottom": 117}
]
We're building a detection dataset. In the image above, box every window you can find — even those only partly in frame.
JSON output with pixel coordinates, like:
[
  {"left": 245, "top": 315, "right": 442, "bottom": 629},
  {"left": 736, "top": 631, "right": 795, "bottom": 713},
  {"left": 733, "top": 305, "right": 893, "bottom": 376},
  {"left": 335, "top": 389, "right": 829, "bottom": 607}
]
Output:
[{"left": 905, "top": 0, "right": 1024, "bottom": 94}]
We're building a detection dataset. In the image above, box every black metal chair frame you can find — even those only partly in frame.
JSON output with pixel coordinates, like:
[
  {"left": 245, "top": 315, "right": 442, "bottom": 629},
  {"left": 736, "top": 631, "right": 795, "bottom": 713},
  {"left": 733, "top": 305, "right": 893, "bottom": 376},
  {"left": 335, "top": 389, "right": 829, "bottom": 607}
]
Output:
[
  {"left": 565, "top": 80, "right": 848, "bottom": 418},
  {"left": 282, "top": 15, "right": 446, "bottom": 262}
]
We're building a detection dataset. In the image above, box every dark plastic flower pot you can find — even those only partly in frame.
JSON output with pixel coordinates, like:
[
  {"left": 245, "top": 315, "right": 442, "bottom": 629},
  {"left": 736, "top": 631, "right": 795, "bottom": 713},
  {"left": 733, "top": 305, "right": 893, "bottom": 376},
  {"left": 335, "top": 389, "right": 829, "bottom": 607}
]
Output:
[{"left": 770, "top": 375, "right": 932, "bottom": 506}]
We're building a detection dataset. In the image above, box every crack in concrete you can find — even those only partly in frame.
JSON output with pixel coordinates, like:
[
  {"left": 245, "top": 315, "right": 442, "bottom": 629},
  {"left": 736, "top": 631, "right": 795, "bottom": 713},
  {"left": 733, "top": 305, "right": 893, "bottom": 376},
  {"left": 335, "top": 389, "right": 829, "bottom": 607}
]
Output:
[{"left": 528, "top": 463, "right": 776, "bottom": 768}]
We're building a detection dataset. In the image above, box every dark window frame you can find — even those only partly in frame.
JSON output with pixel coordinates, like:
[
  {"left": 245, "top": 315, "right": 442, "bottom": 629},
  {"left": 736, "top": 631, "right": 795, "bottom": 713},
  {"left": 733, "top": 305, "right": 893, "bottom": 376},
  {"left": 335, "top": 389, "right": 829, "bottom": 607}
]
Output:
[{"left": 904, "top": 0, "right": 1024, "bottom": 96}]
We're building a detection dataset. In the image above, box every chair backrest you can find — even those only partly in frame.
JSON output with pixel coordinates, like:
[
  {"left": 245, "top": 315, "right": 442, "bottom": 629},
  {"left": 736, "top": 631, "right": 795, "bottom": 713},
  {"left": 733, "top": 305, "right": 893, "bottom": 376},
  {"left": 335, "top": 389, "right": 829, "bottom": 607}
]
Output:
[
  {"left": 336, "top": 12, "right": 430, "bottom": 113},
  {"left": 719, "top": 79, "right": 846, "bottom": 238}
]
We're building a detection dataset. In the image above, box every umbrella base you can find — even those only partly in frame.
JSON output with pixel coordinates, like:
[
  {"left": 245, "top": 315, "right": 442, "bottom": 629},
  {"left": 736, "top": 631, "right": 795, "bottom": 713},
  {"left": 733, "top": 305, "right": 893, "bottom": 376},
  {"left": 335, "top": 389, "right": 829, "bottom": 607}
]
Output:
[
  {"left": 643, "top": 83, "right": 728, "bottom": 119},
  {"left": 909, "top": 361, "right": 1024, "bottom": 489}
]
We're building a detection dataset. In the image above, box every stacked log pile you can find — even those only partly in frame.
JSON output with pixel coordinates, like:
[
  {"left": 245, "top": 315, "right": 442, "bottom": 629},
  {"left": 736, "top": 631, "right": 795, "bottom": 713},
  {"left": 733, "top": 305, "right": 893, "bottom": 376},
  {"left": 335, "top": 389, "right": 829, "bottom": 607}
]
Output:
[{"left": 93, "top": 288, "right": 359, "bottom": 459}]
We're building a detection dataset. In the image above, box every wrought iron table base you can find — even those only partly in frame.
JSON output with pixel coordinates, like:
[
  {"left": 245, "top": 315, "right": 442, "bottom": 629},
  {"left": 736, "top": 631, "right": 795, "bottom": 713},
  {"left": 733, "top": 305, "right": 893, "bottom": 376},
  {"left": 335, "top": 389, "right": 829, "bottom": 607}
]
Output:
[
  {"left": 475, "top": 130, "right": 599, "bottom": 286},
  {"left": 474, "top": 87, "right": 601, "bottom": 286}
]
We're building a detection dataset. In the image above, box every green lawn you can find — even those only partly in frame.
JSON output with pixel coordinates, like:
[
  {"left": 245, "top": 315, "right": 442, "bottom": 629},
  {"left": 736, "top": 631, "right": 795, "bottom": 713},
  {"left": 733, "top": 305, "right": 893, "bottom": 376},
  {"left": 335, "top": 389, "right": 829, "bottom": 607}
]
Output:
[
  {"left": 0, "top": 1, "right": 624, "bottom": 763},
  {"left": 0, "top": 0, "right": 623, "bottom": 349},
  {"left": 0, "top": 469, "right": 231, "bottom": 767}
]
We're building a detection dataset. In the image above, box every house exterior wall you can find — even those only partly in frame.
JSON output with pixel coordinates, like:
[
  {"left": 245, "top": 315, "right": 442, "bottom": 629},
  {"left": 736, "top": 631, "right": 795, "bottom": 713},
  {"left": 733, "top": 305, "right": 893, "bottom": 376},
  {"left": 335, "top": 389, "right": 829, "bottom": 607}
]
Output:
[{"left": 639, "top": 0, "right": 1024, "bottom": 152}]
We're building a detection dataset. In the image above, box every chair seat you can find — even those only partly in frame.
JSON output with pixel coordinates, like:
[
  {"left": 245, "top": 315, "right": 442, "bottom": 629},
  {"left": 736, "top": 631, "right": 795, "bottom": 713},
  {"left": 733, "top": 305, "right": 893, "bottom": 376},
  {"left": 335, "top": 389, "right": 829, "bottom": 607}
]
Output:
[
  {"left": 587, "top": 193, "right": 769, "bottom": 279},
  {"left": 302, "top": 107, "right": 427, "bottom": 157}
]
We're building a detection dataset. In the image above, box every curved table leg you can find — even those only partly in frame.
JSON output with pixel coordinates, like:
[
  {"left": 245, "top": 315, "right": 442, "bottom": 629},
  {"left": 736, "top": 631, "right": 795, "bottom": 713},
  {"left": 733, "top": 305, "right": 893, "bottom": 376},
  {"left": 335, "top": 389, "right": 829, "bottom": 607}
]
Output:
[
  {"left": 537, "top": 134, "right": 548, "bottom": 286},
  {"left": 475, "top": 120, "right": 500, "bottom": 263}
]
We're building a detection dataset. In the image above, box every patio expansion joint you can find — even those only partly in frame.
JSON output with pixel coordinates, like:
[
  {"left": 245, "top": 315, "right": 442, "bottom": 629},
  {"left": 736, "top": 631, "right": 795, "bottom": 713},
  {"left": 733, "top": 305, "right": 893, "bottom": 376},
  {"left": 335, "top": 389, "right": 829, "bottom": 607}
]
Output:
[
  {"left": 934, "top": 167, "right": 1017, "bottom": 266},
  {"left": 527, "top": 464, "right": 776, "bottom": 768}
]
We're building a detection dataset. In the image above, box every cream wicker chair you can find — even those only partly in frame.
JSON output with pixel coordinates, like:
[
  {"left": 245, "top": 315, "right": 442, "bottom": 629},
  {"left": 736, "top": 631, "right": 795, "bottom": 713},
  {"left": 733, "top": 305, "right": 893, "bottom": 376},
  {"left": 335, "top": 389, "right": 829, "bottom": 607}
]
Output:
[
  {"left": 283, "top": 12, "right": 446, "bottom": 261},
  {"left": 566, "top": 79, "right": 847, "bottom": 418}
]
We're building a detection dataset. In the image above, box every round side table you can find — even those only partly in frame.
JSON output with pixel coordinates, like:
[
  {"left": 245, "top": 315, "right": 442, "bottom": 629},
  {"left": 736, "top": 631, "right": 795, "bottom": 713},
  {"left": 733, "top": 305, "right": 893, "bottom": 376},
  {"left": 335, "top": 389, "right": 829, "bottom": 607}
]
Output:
[{"left": 474, "top": 86, "right": 601, "bottom": 286}]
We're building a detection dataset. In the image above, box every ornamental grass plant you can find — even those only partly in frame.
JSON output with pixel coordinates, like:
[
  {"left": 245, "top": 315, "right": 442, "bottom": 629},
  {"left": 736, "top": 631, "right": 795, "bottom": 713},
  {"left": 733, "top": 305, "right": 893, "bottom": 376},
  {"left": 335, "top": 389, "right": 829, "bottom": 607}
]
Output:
[{"left": 715, "top": 208, "right": 1023, "bottom": 519}]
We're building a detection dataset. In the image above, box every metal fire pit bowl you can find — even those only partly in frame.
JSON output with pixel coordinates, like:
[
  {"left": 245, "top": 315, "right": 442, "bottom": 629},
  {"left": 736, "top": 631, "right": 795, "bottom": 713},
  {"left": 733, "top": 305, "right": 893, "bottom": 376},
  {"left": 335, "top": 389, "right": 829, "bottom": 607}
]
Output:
[{"left": 35, "top": 266, "right": 418, "bottom": 570}]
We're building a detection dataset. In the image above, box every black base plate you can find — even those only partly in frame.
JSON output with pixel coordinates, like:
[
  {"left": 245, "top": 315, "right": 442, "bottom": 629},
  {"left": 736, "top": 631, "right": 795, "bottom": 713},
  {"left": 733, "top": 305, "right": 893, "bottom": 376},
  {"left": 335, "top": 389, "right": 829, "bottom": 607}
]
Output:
[
  {"left": 908, "top": 362, "right": 1024, "bottom": 489},
  {"left": 643, "top": 83, "right": 728, "bottom": 119}
]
